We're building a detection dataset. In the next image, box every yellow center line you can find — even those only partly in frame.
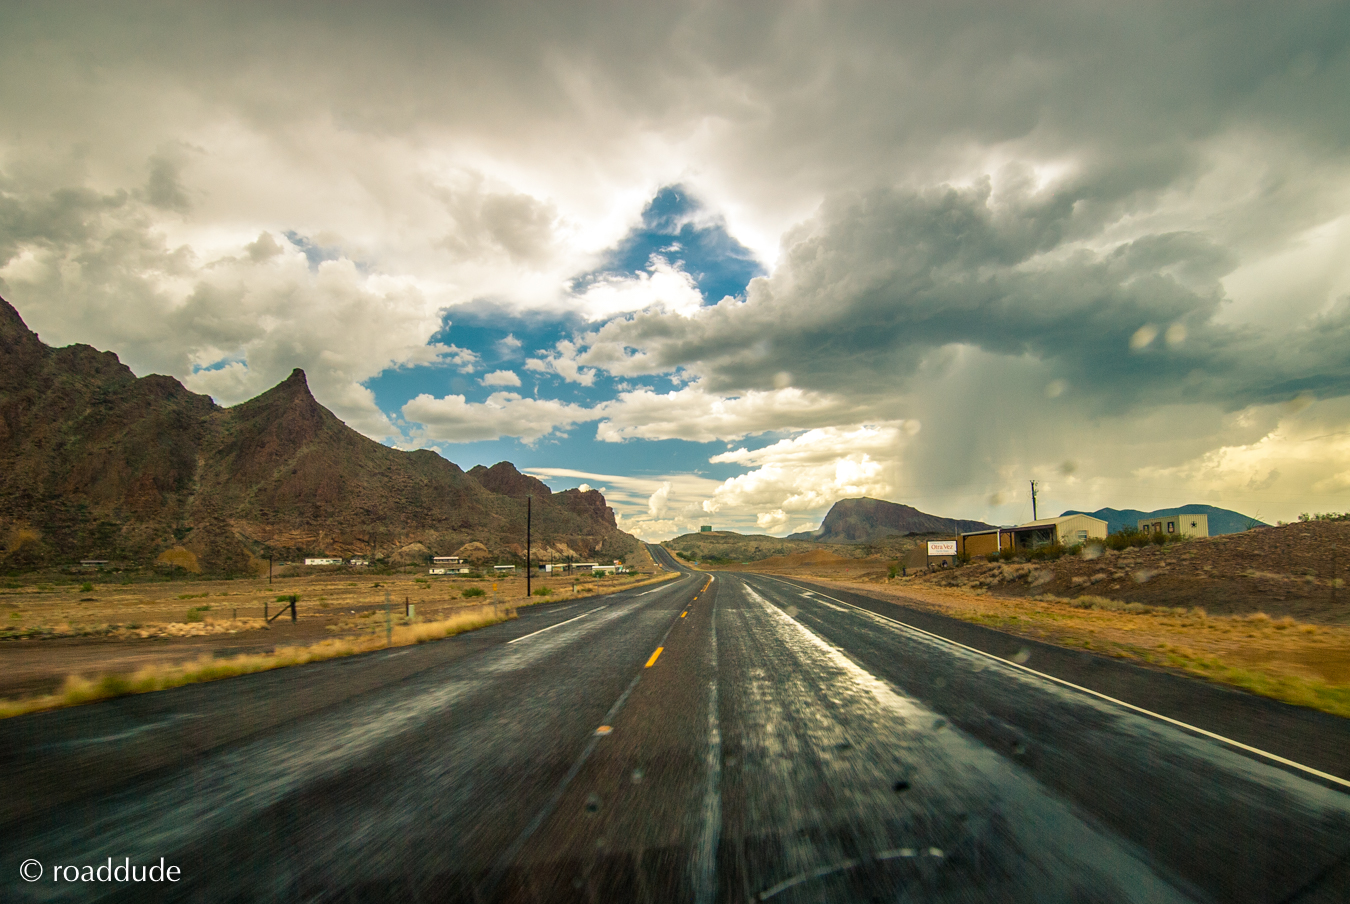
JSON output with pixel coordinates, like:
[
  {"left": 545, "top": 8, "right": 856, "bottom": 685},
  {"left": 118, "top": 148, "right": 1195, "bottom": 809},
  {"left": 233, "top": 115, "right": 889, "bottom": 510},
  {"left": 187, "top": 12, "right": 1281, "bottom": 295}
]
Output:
[
  {"left": 645, "top": 647, "right": 664, "bottom": 667},
  {"left": 680, "top": 611, "right": 687, "bottom": 617}
]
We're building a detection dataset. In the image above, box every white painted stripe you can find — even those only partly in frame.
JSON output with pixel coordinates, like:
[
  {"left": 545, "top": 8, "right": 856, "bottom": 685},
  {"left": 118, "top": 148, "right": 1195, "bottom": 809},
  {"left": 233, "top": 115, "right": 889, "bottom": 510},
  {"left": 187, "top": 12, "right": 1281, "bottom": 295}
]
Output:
[
  {"left": 506, "top": 606, "right": 606, "bottom": 644},
  {"left": 756, "top": 575, "right": 1350, "bottom": 792}
]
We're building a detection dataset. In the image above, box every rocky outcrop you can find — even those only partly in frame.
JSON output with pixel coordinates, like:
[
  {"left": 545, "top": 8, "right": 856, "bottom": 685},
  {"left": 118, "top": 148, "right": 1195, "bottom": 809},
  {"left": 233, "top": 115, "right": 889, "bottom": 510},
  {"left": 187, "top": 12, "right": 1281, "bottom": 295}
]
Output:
[
  {"left": 0, "top": 297, "right": 637, "bottom": 572},
  {"left": 790, "top": 497, "right": 992, "bottom": 543}
]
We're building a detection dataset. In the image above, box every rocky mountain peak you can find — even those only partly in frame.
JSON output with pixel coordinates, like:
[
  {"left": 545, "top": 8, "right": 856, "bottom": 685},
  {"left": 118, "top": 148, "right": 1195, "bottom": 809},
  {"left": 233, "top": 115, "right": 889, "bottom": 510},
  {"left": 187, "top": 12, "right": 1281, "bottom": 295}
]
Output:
[{"left": 468, "top": 462, "right": 553, "bottom": 498}]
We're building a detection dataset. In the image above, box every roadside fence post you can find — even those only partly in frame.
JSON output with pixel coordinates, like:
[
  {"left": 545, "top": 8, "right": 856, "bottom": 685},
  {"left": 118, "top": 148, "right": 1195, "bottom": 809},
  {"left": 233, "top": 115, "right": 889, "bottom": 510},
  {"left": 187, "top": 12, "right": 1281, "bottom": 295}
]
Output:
[{"left": 385, "top": 590, "right": 392, "bottom": 646}]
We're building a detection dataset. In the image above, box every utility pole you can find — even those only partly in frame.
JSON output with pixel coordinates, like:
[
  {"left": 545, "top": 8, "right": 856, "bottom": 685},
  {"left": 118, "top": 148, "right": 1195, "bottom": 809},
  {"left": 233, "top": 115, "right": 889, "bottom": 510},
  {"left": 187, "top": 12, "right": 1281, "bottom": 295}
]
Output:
[
  {"left": 1030, "top": 480, "right": 1039, "bottom": 521},
  {"left": 526, "top": 495, "right": 532, "bottom": 599}
]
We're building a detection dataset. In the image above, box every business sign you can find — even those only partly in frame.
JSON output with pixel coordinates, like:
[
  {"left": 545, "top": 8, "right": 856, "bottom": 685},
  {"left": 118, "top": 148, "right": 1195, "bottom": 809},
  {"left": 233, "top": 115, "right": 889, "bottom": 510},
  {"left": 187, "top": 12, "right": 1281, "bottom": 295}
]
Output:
[{"left": 927, "top": 540, "right": 957, "bottom": 556}]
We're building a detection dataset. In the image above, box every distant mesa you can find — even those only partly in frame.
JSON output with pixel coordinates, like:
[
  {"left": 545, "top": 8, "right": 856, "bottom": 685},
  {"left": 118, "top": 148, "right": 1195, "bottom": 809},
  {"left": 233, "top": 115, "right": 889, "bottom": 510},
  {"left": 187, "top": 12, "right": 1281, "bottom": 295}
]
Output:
[
  {"left": 788, "top": 497, "right": 993, "bottom": 544},
  {"left": 0, "top": 296, "right": 636, "bottom": 574}
]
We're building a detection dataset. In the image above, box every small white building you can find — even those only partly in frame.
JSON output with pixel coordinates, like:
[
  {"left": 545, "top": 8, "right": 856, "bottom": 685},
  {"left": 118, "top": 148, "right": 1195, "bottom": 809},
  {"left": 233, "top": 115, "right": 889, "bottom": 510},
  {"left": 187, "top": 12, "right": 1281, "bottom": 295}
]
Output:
[
  {"left": 1138, "top": 514, "right": 1209, "bottom": 538},
  {"left": 348, "top": 557, "right": 369, "bottom": 566},
  {"left": 304, "top": 557, "right": 344, "bottom": 566},
  {"left": 493, "top": 564, "right": 516, "bottom": 573},
  {"left": 433, "top": 556, "right": 463, "bottom": 565},
  {"left": 1012, "top": 514, "right": 1109, "bottom": 548}
]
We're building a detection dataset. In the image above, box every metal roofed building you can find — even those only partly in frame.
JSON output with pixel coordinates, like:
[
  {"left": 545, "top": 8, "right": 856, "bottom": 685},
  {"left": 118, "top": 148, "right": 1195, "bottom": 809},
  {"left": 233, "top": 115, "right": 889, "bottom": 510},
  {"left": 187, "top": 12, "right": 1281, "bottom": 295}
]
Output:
[
  {"left": 957, "top": 514, "right": 1108, "bottom": 558},
  {"left": 1138, "top": 513, "right": 1209, "bottom": 538}
]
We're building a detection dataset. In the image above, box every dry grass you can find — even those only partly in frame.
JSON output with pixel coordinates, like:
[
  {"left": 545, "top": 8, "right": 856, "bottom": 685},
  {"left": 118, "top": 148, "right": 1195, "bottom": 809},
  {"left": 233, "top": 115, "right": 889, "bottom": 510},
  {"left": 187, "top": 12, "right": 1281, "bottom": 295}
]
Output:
[
  {"left": 786, "top": 576, "right": 1350, "bottom": 718},
  {"left": 0, "top": 604, "right": 515, "bottom": 719}
]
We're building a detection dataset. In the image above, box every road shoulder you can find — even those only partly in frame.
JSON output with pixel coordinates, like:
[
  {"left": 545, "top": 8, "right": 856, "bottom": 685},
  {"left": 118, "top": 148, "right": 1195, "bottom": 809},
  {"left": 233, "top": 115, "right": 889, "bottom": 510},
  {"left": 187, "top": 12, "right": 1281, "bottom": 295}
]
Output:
[{"left": 764, "top": 574, "right": 1350, "bottom": 786}]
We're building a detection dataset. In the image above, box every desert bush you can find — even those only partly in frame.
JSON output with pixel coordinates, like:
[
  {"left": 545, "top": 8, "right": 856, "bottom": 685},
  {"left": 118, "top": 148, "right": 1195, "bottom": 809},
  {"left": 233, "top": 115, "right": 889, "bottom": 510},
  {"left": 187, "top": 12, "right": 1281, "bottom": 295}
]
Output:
[
  {"left": 1299, "top": 511, "right": 1350, "bottom": 522},
  {"left": 462, "top": 586, "right": 485, "bottom": 598},
  {"left": 1106, "top": 527, "right": 1188, "bottom": 551},
  {"left": 79, "top": 582, "right": 94, "bottom": 593},
  {"left": 155, "top": 547, "right": 201, "bottom": 573},
  {"left": 998, "top": 547, "right": 1016, "bottom": 562},
  {"left": 533, "top": 586, "right": 552, "bottom": 597}
]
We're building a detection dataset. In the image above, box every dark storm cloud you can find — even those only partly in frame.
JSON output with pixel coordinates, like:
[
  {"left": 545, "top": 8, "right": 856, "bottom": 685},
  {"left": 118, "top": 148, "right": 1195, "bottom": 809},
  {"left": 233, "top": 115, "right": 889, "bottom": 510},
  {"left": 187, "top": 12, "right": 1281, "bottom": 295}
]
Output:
[
  {"left": 2, "top": 1, "right": 1350, "bottom": 526},
  {"left": 581, "top": 178, "right": 1350, "bottom": 416}
]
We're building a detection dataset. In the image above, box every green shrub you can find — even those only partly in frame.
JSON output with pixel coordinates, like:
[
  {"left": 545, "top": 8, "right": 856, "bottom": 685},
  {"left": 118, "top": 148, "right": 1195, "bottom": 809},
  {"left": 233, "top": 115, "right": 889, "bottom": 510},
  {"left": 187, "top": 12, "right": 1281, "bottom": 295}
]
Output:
[
  {"left": 1298, "top": 512, "right": 1350, "bottom": 522},
  {"left": 998, "top": 547, "right": 1016, "bottom": 562},
  {"left": 79, "top": 582, "right": 94, "bottom": 593},
  {"left": 462, "top": 587, "right": 485, "bottom": 598},
  {"left": 185, "top": 608, "right": 204, "bottom": 623},
  {"left": 533, "top": 586, "right": 552, "bottom": 597}
]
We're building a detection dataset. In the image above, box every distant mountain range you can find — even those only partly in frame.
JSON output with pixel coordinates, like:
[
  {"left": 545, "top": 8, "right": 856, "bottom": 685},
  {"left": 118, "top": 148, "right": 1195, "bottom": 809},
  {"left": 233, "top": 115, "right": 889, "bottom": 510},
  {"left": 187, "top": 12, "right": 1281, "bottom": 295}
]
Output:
[
  {"left": 787, "top": 497, "right": 993, "bottom": 543},
  {"left": 0, "top": 297, "right": 635, "bottom": 573},
  {"left": 1061, "top": 505, "right": 1265, "bottom": 536}
]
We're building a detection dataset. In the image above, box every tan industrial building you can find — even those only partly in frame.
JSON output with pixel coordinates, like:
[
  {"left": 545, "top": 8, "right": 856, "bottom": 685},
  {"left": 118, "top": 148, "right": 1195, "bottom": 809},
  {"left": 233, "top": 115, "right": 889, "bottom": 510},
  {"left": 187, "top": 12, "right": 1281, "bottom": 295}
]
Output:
[
  {"left": 1138, "top": 513, "right": 1208, "bottom": 538},
  {"left": 957, "top": 514, "right": 1109, "bottom": 558}
]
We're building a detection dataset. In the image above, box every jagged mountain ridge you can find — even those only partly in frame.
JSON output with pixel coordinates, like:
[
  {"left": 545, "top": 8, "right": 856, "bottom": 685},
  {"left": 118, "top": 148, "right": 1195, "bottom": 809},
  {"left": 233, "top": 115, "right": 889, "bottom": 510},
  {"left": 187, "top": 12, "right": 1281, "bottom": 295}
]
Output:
[
  {"left": 788, "top": 497, "right": 993, "bottom": 543},
  {"left": 0, "top": 297, "right": 633, "bottom": 572}
]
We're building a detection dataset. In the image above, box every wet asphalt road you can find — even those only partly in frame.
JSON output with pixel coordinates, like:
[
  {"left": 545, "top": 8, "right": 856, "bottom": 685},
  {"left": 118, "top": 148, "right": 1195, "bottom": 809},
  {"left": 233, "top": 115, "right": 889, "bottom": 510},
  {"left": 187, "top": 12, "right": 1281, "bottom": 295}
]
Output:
[{"left": 3, "top": 545, "right": 1349, "bottom": 903}]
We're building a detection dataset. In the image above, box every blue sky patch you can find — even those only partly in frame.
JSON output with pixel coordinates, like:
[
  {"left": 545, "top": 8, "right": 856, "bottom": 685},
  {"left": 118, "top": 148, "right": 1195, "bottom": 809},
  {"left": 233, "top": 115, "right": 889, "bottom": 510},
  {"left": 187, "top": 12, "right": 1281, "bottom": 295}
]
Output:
[
  {"left": 362, "top": 184, "right": 770, "bottom": 510},
  {"left": 573, "top": 184, "right": 764, "bottom": 305}
]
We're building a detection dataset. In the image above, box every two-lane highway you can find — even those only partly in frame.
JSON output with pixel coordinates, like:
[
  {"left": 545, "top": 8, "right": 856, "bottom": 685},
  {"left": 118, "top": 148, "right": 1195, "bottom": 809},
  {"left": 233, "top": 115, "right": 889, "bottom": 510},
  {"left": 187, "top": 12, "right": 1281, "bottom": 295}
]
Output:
[{"left": 4, "top": 547, "right": 1348, "bottom": 902}]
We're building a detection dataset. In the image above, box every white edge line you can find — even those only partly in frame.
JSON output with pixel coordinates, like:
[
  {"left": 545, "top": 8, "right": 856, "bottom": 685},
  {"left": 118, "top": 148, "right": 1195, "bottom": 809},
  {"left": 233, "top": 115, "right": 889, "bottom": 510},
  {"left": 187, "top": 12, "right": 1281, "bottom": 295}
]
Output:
[
  {"left": 507, "top": 606, "right": 606, "bottom": 644},
  {"left": 755, "top": 575, "right": 1350, "bottom": 792}
]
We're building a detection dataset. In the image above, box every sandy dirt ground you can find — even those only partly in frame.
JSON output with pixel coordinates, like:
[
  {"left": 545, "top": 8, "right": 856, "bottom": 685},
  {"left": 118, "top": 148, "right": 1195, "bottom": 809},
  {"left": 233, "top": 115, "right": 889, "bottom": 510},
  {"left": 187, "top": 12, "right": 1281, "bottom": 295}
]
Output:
[{"left": 0, "top": 565, "right": 674, "bottom": 699}]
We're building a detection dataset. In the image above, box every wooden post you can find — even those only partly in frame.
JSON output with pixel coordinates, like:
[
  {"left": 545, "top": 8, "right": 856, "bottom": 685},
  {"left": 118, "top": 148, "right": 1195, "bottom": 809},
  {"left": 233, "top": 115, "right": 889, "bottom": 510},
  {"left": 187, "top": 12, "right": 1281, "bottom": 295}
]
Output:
[
  {"left": 526, "top": 495, "right": 532, "bottom": 599},
  {"left": 290, "top": 594, "right": 297, "bottom": 622}
]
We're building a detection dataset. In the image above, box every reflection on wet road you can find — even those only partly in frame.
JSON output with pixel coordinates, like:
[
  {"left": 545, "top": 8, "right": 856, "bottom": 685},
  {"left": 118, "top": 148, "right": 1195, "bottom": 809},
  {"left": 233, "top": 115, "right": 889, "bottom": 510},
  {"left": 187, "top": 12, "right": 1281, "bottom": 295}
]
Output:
[{"left": 3, "top": 547, "right": 1348, "bottom": 902}]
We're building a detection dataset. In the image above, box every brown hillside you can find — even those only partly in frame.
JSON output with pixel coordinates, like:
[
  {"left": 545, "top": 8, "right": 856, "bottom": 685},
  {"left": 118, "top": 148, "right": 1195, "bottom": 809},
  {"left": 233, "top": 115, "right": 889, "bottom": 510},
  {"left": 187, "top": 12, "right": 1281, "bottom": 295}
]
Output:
[
  {"left": 918, "top": 520, "right": 1350, "bottom": 623},
  {"left": 0, "top": 297, "right": 635, "bottom": 572}
]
